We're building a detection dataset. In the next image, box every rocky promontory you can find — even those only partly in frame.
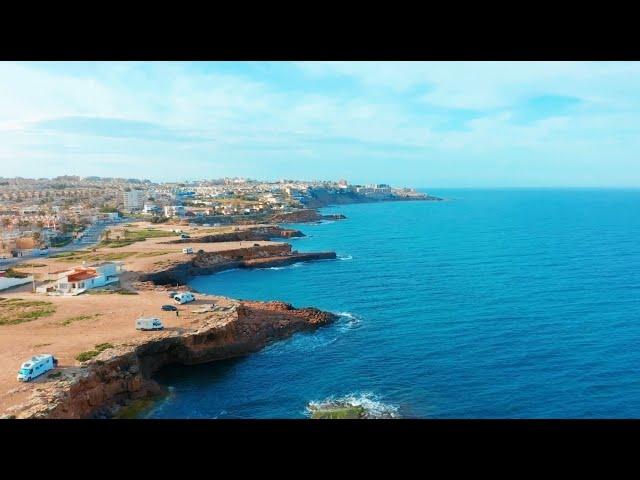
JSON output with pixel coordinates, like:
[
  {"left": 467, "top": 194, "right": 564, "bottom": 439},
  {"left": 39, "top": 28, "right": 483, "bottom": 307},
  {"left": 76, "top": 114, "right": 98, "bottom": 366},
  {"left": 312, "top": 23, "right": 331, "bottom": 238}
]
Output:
[
  {"left": 6, "top": 301, "right": 337, "bottom": 419},
  {"left": 165, "top": 226, "right": 305, "bottom": 244},
  {"left": 141, "top": 243, "right": 336, "bottom": 286},
  {"left": 301, "top": 188, "right": 443, "bottom": 209},
  {"left": 268, "top": 209, "right": 346, "bottom": 224}
]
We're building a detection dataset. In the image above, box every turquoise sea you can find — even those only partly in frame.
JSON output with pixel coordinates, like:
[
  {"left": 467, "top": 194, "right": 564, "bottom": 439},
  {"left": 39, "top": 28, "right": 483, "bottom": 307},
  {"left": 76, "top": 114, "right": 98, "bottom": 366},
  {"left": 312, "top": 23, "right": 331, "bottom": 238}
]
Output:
[{"left": 146, "top": 189, "right": 640, "bottom": 418}]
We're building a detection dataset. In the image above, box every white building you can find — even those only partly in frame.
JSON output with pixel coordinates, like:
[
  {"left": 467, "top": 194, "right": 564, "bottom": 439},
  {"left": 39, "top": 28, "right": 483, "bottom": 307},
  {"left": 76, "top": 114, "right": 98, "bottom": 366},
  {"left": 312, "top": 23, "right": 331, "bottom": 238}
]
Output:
[
  {"left": 36, "top": 262, "right": 124, "bottom": 296},
  {"left": 143, "top": 203, "right": 160, "bottom": 214},
  {"left": 123, "top": 190, "right": 145, "bottom": 212},
  {"left": 163, "top": 205, "right": 186, "bottom": 217}
]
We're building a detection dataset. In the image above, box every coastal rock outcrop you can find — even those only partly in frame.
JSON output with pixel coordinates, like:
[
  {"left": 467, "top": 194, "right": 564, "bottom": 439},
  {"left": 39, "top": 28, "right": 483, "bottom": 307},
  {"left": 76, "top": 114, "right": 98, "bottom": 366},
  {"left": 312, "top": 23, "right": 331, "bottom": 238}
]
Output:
[
  {"left": 268, "top": 209, "right": 347, "bottom": 224},
  {"left": 166, "top": 226, "right": 305, "bottom": 244},
  {"left": 8, "top": 301, "right": 338, "bottom": 419},
  {"left": 301, "top": 189, "right": 443, "bottom": 209},
  {"left": 140, "top": 243, "right": 336, "bottom": 286}
]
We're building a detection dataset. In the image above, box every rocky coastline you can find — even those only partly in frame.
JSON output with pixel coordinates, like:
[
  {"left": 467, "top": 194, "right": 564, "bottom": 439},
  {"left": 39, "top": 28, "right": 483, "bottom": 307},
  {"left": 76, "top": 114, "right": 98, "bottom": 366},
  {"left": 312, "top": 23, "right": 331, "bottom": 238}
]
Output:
[
  {"left": 0, "top": 185, "right": 441, "bottom": 420},
  {"left": 268, "top": 209, "right": 346, "bottom": 224},
  {"left": 165, "top": 226, "right": 306, "bottom": 244},
  {"left": 1, "top": 229, "right": 340, "bottom": 419},
  {"left": 6, "top": 301, "right": 337, "bottom": 419},
  {"left": 140, "top": 243, "right": 336, "bottom": 286},
  {"left": 301, "top": 190, "right": 443, "bottom": 210}
]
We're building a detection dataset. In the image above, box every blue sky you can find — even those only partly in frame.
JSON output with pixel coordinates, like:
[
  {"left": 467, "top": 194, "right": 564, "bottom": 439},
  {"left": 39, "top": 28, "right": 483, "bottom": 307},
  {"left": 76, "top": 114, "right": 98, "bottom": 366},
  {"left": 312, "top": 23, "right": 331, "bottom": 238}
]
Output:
[{"left": 1, "top": 61, "right": 639, "bottom": 187}]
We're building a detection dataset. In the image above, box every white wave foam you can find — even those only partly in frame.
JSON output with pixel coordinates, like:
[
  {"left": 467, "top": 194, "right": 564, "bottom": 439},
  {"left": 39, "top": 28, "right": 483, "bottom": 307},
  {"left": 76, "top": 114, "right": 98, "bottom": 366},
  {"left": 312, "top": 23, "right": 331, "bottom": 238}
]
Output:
[
  {"left": 263, "top": 311, "right": 361, "bottom": 355},
  {"left": 255, "top": 262, "right": 304, "bottom": 272},
  {"left": 306, "top": 392, "right": 400, "bottom": 419},
  {"left": 338, "top": 254, "right": 353, "bottom": 261},
  {"left": 334, "top": 311, "right": 362, "bottom": 331},
  {"left": 215, "top": 268, "right": 240, "bottom": 274}
]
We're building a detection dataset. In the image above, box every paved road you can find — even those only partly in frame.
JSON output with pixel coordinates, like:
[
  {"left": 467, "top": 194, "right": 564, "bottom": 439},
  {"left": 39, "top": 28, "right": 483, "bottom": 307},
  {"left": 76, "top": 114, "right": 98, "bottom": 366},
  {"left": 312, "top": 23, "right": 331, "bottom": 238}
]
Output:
[{"left": 0, "top": 218, "right": 129, "bottom": 269}]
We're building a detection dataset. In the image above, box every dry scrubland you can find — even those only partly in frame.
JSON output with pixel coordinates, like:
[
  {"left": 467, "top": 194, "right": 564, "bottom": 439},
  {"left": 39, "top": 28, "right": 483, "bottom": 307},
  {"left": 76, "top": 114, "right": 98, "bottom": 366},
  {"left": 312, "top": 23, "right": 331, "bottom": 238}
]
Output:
[{"left": 0, "top": 221, "right": 282, "bottom": 415}]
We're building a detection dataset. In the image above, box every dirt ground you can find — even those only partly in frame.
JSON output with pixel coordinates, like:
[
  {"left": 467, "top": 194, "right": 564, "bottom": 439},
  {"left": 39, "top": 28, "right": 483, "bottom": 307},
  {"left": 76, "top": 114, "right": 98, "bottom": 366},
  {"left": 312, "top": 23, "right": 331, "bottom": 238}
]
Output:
[
  {"left": 0, "top": 221, "right": 279, "bottom": 414},
  {"left": 16, "top": 221, "right": 281, "bottom": 282}
]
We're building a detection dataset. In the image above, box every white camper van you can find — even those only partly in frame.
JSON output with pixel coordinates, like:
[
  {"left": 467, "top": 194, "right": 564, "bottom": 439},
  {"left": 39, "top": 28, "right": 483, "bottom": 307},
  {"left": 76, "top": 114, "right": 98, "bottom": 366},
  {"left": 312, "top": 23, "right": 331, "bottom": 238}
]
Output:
[
  {"left": 182, "top": 247, "right": 193, "bottom": 254},
  {"left": 17, "top": 354, "right": 58, "bottom": 382},
  {"left": 136, "top": 317, "right": 164, "bottom": 331},
  {"left": 174, "top": 292, "right": 195, "bottom": 304}
]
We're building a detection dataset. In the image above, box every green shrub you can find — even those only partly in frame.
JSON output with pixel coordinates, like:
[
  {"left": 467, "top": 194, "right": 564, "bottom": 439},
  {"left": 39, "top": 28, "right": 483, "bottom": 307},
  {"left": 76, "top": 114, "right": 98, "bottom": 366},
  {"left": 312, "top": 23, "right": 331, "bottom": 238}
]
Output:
[
  {"left": 75, "top": 350, "right": 99, "bottom": 362},
  {"left": 3, "top": 268, "right": 29, "bottom": 278},
  {"left": 75, "top": 343, "right": 114, "bottom": 362},
  {"left": 0, "top": 298, "right": 56, "bottom": 325}
]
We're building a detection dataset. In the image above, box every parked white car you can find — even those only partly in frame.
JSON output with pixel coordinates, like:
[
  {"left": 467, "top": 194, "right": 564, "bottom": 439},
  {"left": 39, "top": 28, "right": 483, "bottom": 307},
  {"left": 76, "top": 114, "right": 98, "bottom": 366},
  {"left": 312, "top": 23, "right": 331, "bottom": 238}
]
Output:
[
  {"left": 136, "top": 317, "right": 164, "bottom": 331},
  {"left": 182, "top": 247, "right": 194, "bottom": 254},
  {"left": 17, "top": 354, "right": 58, "bottom": 382},
  {"left": 174, "top": 292, "right": 196, "bottom": 304}
]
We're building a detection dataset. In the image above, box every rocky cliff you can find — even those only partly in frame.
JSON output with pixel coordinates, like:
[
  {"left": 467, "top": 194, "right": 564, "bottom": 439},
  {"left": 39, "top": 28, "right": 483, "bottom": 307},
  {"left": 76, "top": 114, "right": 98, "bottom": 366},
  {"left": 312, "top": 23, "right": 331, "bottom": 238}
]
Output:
[
  {"left": 141, "top": 243, "right": 336, "bottom": 286},
  {"left": 166, "top": 226, "right": 305, "bottom": 244},
  {"left": 7, "top": 301, "right": 337, "bottom": 419},
  {"left": 268, "top": 209, "right": 346, "bottom": 224},
  {"left": 301, "top": 189, "right": 443, "bottom": 209}
]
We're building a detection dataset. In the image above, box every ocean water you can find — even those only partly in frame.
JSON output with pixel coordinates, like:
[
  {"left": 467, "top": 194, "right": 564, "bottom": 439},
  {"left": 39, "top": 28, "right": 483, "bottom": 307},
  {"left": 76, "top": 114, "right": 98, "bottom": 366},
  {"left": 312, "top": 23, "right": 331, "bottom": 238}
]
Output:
[{"left": 147, "top": 189, "right": 640, "bottom": 418}]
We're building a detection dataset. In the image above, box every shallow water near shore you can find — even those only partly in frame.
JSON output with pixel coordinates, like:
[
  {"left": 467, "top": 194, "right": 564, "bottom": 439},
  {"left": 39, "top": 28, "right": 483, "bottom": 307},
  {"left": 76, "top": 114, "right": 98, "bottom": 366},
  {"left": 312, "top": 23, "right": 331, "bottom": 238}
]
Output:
[{"left": 147, "top": 189, "right": 640, "bottom": 418}]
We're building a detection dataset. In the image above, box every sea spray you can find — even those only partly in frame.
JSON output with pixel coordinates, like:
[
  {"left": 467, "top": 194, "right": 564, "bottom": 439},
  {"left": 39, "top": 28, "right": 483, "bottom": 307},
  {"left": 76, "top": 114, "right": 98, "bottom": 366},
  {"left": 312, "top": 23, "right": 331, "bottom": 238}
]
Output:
[
  {"left": 306, "top": 392, "right": 400, "bottom": 419},
  {"left": 260, "top": 311, "right": 362, "bottom": 355},
  {"left": 334, "top": 311, "right": 362, "bottom": 332}
]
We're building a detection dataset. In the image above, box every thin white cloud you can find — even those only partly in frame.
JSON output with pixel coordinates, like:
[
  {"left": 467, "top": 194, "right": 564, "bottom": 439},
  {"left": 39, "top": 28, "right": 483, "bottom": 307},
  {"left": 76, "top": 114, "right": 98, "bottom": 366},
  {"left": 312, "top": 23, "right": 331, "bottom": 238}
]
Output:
[{"left": 0, "top": 61, "right": 639, "bottom": 186}]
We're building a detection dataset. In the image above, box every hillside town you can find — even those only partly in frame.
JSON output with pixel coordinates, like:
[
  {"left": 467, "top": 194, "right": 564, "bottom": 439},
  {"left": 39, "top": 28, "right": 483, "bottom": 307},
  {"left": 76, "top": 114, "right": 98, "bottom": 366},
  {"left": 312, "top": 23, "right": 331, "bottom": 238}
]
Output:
[
  {"left": 0, "top": 174, "right": 443, "bottom": 419},
  {"left": 0, "top": 176, "right": 431, "bottom": 260}
]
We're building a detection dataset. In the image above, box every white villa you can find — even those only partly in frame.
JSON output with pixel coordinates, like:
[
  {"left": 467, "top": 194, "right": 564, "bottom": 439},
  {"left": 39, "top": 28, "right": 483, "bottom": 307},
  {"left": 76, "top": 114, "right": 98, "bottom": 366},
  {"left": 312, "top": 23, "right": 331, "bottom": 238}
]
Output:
[{"left": 36, "top": 261, "right": 124, "bottom": 296}]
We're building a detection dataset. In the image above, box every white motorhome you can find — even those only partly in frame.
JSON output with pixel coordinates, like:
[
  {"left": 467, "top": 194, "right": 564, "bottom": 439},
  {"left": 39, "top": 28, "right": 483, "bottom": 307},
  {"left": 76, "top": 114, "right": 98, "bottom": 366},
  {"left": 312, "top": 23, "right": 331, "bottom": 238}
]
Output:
[
  {"left": 182, "top": 247, "right": 194, "bottom": 254},
  {"left": 17, "top": 354, "right": 58, "bottom": 382},
  {"left": 136, "top": 317, "right": 164, "bottom": 331},
  {"left": 174, "top": 292, "right": 195, "bottom": 304}
]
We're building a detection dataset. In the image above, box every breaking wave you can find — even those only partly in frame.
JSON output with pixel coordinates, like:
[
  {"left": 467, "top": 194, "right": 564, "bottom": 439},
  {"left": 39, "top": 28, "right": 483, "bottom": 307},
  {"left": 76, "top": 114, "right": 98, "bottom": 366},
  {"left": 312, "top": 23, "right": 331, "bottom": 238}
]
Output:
[
  {"left": 215, "top": 268, "right": 241, "bottom": 274},
  {"left": 334, "top": 311, "right": 362, "bottom": 332},
  {"left": 265, "top": 263, "right": 304, "bottom": 271},
  {"left": 338, "top": 254, "right": 353, "bottom": 260},
  {"left": 263, "top": 311, "right": 362, "bottom": 355},
  {"left": 306, "top": 392, "right": 400, "bottom": 419}
]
